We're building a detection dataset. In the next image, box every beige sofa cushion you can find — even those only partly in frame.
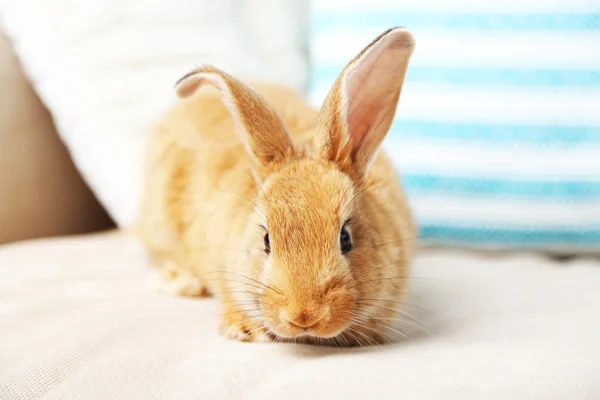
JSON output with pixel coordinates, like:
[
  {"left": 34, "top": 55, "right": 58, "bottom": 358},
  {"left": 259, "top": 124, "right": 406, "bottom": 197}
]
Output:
[
  {"left": 0, "top": 31, "right": 113, "bottom": 244},
  {"left": 1, "top": 232, "right": 599, "bottom": 399}
]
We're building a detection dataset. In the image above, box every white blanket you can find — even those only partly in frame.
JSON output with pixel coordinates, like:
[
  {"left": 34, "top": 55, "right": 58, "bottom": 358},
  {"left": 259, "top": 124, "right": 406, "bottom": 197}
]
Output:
[{"left": 1, "top": 233, "right": 599, "bottom": 399}]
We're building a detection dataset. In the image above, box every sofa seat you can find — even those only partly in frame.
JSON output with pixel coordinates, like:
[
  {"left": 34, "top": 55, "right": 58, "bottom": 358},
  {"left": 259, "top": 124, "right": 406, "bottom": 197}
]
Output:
[{"left": 1, "top": 232, "right": 599, "bottom": 399}]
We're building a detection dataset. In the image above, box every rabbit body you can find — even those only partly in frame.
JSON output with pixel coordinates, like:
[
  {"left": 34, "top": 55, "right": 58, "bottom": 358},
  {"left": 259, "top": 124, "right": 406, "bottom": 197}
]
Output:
[{"left": 137, "top": 28, "right": 417, "bottom": 345}]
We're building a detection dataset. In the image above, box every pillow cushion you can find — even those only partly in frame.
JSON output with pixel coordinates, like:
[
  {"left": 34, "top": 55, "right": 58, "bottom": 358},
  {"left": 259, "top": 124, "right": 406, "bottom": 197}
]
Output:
[
  {"left": 309, "top": 0, "right": 600, "bottom": 253},
  {"left": 0, "top": 0, "right": 308, "bottom": 227}
]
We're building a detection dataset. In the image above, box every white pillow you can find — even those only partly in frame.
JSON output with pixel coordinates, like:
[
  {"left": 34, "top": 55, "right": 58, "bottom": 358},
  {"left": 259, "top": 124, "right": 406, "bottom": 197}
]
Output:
[{"left": 0, "top": 0, "right": 308, "bottom": 227}]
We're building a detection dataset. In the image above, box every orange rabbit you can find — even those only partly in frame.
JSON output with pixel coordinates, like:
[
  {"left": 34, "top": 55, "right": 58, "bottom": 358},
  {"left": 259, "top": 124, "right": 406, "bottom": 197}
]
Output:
[{"left": 136, "top": 27, "right": 417, "bottom": 346}]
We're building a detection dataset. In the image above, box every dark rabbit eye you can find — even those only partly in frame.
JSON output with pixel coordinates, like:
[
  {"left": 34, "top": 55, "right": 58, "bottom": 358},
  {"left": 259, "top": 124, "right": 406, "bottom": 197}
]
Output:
[
  {"left": 264, "top": 233, "right": 271, "bottom": 254},
  {"left": 340, "top": 226, "right": 352, "bottom": 254}
]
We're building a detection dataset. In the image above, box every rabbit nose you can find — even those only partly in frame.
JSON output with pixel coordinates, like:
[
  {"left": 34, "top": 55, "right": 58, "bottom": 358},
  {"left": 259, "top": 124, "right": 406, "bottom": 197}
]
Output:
[{"left": 287, "top": 309, "right": 324, "bottom": 329}]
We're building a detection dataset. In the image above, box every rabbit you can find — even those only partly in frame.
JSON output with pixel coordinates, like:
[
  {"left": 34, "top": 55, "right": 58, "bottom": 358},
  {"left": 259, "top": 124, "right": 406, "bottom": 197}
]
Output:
[{"left": 136, "top": 27, "right": 417, "bottom": 346}]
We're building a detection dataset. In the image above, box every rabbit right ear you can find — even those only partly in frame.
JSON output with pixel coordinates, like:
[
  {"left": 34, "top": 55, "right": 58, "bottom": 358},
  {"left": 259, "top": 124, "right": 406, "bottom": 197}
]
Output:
[
  {"left": 175, "top": 65, "right": 295, "bottom": 171},
  {"left": 315, "top": 28, "right": 415, "bottom": 179}
]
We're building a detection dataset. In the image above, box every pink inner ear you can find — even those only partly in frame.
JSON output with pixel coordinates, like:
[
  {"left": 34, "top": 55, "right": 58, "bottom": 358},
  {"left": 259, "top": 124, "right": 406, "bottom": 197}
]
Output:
[{"left": 342, "top": 30, "right": 413, "bottom": 166}]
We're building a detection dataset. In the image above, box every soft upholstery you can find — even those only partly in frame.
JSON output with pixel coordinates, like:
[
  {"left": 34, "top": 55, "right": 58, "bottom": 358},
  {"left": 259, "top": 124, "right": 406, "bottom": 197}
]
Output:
[
  {"left": 308, "top": 0, "right": 600, "bottom": 252},
  {"left": 0, "top": 30, "right": 113, "bottom": 244},
  {"left": 2, "top": 232, "right": 599, "bottom": 399}
]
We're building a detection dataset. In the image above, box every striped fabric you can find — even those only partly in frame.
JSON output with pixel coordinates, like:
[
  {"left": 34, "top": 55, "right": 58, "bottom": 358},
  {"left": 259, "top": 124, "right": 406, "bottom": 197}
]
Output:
[{"left": 308, "top": 0, "right": 600, "bottom": 253}]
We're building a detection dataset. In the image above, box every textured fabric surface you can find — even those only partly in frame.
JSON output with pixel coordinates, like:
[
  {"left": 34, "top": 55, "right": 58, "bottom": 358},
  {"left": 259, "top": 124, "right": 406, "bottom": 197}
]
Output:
[
  {"left": 0, "top": 0, "right": 308, "bottom": 227},
  {"left": 0, "top": 28, "right": 113, "bottom": 244},
  {"left": 1, "top": 232, "right": 599, "bottom": 399},
  {"left": 308, "top": 0, "right": 600, "bottom": 252}
]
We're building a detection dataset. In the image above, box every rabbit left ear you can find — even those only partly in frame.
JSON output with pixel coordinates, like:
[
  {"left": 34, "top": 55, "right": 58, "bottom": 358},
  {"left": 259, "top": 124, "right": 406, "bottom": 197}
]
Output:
[
  {"left": 175, "top": 65, "right": 295, "bottom": 169},
  {"left": 315, "top": 28, "right": 415, "bottom": 178}
]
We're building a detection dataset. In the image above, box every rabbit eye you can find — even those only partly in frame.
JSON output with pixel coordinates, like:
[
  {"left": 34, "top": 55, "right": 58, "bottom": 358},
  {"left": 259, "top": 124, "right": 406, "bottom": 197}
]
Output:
[
  {"left": 340, "top": 226, "right": 352, "bottom": 254},
  {"left": 264, "top": 233, "right": 271, "bottom": 254}
]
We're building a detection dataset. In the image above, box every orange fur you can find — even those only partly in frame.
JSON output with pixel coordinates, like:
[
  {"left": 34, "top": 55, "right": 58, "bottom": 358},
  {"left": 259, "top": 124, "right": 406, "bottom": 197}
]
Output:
[{"left": 136, "top": 28, "right": 417, "bottom": 345}]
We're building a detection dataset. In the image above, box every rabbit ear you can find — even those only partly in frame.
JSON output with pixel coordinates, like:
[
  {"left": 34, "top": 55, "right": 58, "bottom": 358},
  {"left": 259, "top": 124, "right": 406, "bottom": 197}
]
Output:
[
  {"left": 316, "top": 28, "right": 415, "bottom": 177},
  {"left": 175, "top": 65, "right": 295, "bottom": 169}
]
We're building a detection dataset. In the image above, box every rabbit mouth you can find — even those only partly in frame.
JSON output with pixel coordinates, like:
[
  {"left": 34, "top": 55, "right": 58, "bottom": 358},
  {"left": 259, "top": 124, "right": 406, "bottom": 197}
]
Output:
[
  {"left": 259, "top": 286, "right": 358, "bottom": 340},
  {"left": 264, "top": 314, "right": 352, "bottom": 340}
]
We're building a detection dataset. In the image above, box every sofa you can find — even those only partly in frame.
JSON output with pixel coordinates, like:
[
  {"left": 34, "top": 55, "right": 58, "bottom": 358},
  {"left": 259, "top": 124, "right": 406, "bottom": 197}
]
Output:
[
  {"left": 3, "top": 231, "right": 600, "bottom": 398},
  {"left": 2, "top": 5, "right": 600, "bottom": 400}
]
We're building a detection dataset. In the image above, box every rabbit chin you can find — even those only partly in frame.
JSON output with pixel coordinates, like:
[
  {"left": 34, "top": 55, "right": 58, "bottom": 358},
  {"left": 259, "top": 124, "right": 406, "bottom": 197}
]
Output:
[{"left": 270, "top": 325, "right": 348, "bottom": 340}]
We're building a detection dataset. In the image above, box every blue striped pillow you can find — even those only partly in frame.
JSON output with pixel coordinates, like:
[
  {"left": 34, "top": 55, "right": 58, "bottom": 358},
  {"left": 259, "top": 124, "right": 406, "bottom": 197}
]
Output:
[{"left": 308, "top": 0, "right": 600, "bottom": 253}]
